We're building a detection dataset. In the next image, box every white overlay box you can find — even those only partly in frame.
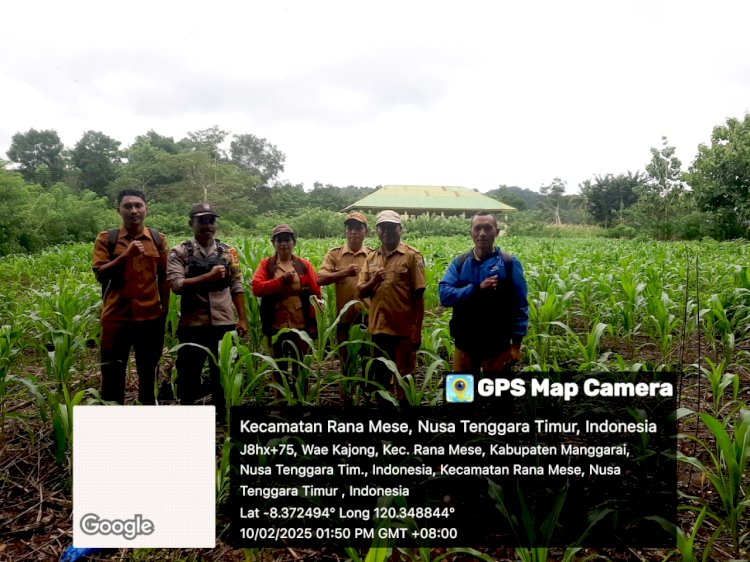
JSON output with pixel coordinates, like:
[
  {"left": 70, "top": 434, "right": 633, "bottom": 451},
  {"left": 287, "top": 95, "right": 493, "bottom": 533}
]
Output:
[{"left": 73, "top": 406, "right": 215, "bottom": 548}]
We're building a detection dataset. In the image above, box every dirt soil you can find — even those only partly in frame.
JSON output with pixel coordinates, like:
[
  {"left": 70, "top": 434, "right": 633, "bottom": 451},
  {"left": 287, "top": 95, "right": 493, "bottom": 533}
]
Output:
[{"left": 1, "top": 351, "right": 749, "bottom": 562}]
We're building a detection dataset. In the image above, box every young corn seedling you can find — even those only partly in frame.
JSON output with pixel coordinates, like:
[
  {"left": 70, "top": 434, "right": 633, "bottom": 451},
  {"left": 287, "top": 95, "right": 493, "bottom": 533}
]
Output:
[
  {"left": 395, "top": 351, "right": 446, "bottom": 406},
  {"left": 216, "top": 435, "right": 232, "bottom": 506},
  {"left": 215, "top": 331, "right": 255, "bottom": 426},
  {"left": 694, "top": 357, "right": 739, "bottom": 415},
  {"left": 646, "top": 292, "right": 681, "bottom": 365},
  {"left": 647, "top": 506, "right": 709, "bottom": 562},
  {"left": 549, "top": 321, "right": 611, "bottom": 370},
  {"left": 678, "top": 409, "right": 750, "bottom": 557},
  {"left": 487, "top": 479, "right": 607, "bottom": 562},
  {"left": 0, "top": 325, "right": 21, "bottom": 444},
  {"left": 163, "top": 291, "right": 180, "bottom": 350}
]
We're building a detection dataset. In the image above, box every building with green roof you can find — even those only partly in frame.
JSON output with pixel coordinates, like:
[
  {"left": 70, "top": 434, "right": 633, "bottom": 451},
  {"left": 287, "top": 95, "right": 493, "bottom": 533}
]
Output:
[{"left": 342, "top": 185, "right": 515, "bottom": 219}]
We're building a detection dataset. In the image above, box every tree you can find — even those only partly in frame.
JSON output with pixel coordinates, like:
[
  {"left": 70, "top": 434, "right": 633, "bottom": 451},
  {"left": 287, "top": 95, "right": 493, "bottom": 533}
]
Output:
[
  {"left": 579, "top": 172, "right": 643, "bottom": 226},
  {"left": 230, "top": 133, "right": 286, "bottom": 185},
  {"left": 6, "top": 128, "right": 65, "bottom": 184},
  {"left": 72, "top": 130, "right": 122, "bottom": 195},
  {"left": 485, "top": 185, "right": 548, "bottom": 211},
  {"left": 180, "top": 126, "right": 229, "bottom": 159},
  {"left": 540, "top": 177, "right": 566, "bottom": 225},
  {"left": 113, "top": 140, "right": 180, "bottom": 202},
  {"left": 687, "top": 114, "right": 750, "bottom": 239},
  {"left": 306, "top": 182, "right": 375, "bottom": 211},
  {"left": 133, "top": 130, "right": 181, "bottom": 154},
  {"left": 631, "top": 137, "right": 688, "bottom": 239}
]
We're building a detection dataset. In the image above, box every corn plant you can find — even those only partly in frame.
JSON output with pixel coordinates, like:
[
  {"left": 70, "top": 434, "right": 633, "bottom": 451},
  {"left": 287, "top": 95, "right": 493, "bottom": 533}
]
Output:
[
  {"left": 163, "top": 291, "right": 180, "bottom": 350},
  {"left": 216, "top": 435, "right": 232, "bottom": 506},
  {"left": 43, "top": 330, "right": 96, "bottom": 463},
  {"left": 678, "top": 409, "right": 750, "bottom": 556},
  {"left": 549, "top": 321, "right": 611, "bottom": 370},
  {"left": 610, "top": 270, "right": 645, "bottom": 345},
  {"left": 648, "top": 506, "right": 710, "bottom": 562},
  {"left": 395, "top": 351, "right": 446, "bottom": 406},
  {"left": 215, "top": 331, "right": 253, "bottom": 425},
  {"left": 694, "top": 358, "right": 739, "bottom": 415},
  {"left": 0, "top": 324, "right": 21, "bottom": 443},
  {"left": 420, "top": 311, "right": 453, "bottom": 362},
  {"left": 701, "top": 294, "right": 741, "bottom": 361},
  {"left": 486, "top": 479, "right": 607, "bottom": 562},
  {"left": 646, "top": 292, "right": 681, "bottom": 364}
]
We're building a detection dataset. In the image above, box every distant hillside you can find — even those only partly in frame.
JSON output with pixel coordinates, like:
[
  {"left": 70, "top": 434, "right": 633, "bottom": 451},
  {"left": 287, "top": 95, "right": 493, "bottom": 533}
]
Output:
[{"left": 485, "top": 185, "right": 544, "bottom": 211}]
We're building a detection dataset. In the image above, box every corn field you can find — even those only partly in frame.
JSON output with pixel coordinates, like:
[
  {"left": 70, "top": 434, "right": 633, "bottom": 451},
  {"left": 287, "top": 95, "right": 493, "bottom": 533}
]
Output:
[{"left": 1, "top": 235, "right": 749, "bottom": 561}]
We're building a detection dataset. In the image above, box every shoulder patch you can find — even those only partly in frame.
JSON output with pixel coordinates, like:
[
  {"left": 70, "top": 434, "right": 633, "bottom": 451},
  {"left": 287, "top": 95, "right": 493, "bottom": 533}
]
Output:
[{"left": 168, "top": 249, "right": 180, "bottom": 261}]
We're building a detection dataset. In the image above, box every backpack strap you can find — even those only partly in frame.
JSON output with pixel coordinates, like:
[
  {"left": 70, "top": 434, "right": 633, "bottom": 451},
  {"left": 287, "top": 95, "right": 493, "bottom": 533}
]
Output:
[
  {"left": 456, "top": 248, "right": 514, "bottom": 285},
  {"left": 215, "top": 240, "right": 232, "bottom": 262},
  {"left": 149, "top": 227, "right": 163, "bottom": 251},
  {"left": 455, "top": 249, "right": 473, "bottom": 271},
  {"left": 110, "top": 227, "right": 164, "bottom": 259},
  {"left": 107, "top": 228, "right": 119, "bottom": 261},
  {"left": 501, "top": 251, "right": 513, "bottom": 286}
]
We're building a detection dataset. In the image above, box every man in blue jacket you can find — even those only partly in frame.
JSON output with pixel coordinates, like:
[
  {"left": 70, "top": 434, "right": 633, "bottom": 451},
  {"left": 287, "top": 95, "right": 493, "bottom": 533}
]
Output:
[{"left": 438, "top": 211, "right": 528, "bottom": 375}]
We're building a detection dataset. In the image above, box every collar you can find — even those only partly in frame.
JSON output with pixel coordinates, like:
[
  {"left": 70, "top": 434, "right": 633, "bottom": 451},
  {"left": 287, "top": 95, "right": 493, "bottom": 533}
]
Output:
[
  {"left": 191, "top": 237, "right": 216, "bottom": 256},
  {"left": 120, "top": 225, "right": 152, "bottom": 240},
  {"left": 341, "top": 243, "right": 368, "bottom": 256},
  {"left": 471, "top": 247, "right": 500, "bottom": 261},
  {"left": 378, "top": 242, "right": 406, "bottom": 257}
]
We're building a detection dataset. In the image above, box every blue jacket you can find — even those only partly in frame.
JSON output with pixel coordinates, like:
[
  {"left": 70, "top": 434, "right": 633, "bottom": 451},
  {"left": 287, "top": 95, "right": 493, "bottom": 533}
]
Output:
[{"left": 439, "top": 248, "right": 528, "bottom": 353}]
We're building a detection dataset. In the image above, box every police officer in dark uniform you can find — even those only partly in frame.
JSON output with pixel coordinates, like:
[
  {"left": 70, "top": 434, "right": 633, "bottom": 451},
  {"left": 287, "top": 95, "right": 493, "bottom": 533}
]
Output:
[{"left": 167, "top": 203, "right": 247, "bottom": 419}]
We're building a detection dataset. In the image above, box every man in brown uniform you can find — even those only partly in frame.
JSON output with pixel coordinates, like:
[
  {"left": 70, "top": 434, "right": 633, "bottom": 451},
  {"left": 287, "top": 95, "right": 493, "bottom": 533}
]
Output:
[
  {"left": 358, "top": 210, "right": 425, "bottom": 400},
  {"left": 317, "top": 212, "right": 372, "bottom": 339},
  {"left": 167, "top": 203, "right": 247, "bottom": 420},
  {"left": 317, "top": 212, "right": 372, "bottom": 401},
  {"left": 92, "top": 189, "right": 169, "bottom": 405}
]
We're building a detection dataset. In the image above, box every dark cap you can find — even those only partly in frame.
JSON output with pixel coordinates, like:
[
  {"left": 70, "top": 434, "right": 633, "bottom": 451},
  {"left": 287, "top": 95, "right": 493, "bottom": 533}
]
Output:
[
  {"left": 271, "top": 224, "right": 295, "bottom": 239},
  {"left": 190, "top": 203, "right": 219, "bottom": 218}
]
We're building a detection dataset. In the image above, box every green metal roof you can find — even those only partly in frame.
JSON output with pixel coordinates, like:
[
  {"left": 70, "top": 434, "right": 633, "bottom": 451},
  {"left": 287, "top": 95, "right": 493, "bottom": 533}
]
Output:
[{"left": 343, "top": 185, "right": 516, "bottom": 212}]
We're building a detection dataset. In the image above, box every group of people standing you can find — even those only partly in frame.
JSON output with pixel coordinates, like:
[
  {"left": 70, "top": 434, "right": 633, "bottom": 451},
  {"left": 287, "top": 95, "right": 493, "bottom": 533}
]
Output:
[{"left": 92, "top": 189, "right": 528, "bottom": 409}]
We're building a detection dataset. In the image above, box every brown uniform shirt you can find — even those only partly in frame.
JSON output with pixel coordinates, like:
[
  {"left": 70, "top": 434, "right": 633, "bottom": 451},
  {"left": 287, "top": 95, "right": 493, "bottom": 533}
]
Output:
[
  {"left": 92, "top": 227, "right": 168, "bottom": 322},
  {"left": 166, "top": 239, "right": 244, "bottom": 327},
  {"left": 358, "top": 242, "right": 426, "bottom": 337},
  {"left": 318, "top": 244, "right": 372, "bottom": 323},
  {"left": 270, "top": 261, "right": 306, "bottom": 330}
]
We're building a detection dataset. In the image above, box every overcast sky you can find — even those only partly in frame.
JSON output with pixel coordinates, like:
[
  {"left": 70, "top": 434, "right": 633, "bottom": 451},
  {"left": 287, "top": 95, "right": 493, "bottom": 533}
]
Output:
[{"left": 2, "top": 1, "right": 749, "bottom": 194}]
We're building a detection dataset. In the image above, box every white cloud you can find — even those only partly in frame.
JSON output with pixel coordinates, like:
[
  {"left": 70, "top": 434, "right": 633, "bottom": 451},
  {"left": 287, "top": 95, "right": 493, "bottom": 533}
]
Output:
[{"left": 2, "top": 0, "right": 750, "bottom": 193}]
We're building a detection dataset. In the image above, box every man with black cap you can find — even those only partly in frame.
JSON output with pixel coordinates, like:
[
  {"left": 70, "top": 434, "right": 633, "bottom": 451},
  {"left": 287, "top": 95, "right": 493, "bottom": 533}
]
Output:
[
  {"left": 167, "top": 203, "right": 247, "bottom": 419},
  {"left": 358, "top": 210, "right": 425, "bottom": 401},
  {"left": 318, "top": 212, "right": 373, "bottom": 402}
]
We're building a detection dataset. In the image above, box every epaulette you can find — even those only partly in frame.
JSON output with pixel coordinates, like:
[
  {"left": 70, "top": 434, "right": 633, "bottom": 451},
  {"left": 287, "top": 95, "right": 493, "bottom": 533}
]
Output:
[{"left": 402, "top": 243, "right": 422, "bottom": 255}]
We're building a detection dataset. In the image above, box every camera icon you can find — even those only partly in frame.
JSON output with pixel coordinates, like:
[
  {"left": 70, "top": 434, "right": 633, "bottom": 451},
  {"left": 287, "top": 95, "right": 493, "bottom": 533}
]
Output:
[{"left": 446, "top": 374, "right": 474, "bottom": 403}]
